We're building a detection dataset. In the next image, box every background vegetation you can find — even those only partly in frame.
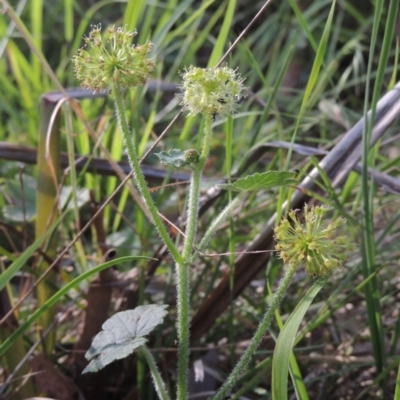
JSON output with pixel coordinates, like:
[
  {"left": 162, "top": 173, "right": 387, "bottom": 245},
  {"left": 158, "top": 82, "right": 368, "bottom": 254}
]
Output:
[{"left": 0, "top": 0, "right": 399, "bottom": 399}]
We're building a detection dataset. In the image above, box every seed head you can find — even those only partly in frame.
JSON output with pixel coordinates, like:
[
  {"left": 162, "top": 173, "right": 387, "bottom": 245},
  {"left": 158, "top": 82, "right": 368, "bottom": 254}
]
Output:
[
  {"left": 274, "top": 204, "right": 354, "bottom": 278},
  {"left": 72, "top": 25, "right": 155, "bottom": 92},
  {"left": 179, "top": 66, "right": 246, "bottom": 116}
]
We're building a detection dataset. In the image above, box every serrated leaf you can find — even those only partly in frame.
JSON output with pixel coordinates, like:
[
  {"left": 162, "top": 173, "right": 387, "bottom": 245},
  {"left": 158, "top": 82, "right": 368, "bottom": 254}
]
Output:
[
  {"left": 219, "top": 171, "right": 297, "bottom": 192},
  {"left": 154, "top": 149, "right": 188, "bottom": 168},
  {"left": 83, "top": 337, "right": 148, "bottom": 373},
  {"left": 83, "top": 304, "right": 168, "bottom": 373}
]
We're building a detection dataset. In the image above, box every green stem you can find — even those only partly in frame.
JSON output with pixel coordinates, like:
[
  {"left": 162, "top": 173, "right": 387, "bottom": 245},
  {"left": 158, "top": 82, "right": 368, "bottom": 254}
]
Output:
[
  {"left": 212, "top": 264, "right": 297, "bottom": 400},
  {"left": 140, "top": 345, "right": 171, "bottom": 400},
  {"left": 111, "top": 82, "right": 182, "bottom": 264},
  {"left": 182, "top": 114, "right": 213, "bottom": 260},
  {"left": 175, "top": 258, "right": 190, "bottom": 400},
  {"left": 176, "top": 114, "right": 213, "bottom": 400}
]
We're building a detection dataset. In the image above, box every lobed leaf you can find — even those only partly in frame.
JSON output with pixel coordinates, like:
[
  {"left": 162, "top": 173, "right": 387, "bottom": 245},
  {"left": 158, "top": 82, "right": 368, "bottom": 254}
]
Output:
[
  {"left": 83, "top": 305, "right": 169, "bottom": 373},
  {"left": 154, "top": 149, "right": 188, "bottom": 168}
]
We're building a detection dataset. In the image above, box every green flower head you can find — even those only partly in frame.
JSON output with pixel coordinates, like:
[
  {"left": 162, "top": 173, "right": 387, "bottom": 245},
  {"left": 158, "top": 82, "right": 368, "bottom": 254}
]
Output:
[
  {"left": 72, "top": 24, "right": 155, "bottom": 92},
  {"left": 179, "top": 66, "right": 246, "bottom": 116},
  {"left": 274, "top": 204, "right": 354, "bottom": 278}
]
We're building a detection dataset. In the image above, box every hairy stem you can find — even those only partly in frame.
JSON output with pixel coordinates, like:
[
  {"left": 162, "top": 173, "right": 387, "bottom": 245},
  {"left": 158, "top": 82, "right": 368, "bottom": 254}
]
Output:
[
  {"left": 212, "top": 264, "right": 297, "bottom": 400},
  {"left": 198, "top": 196, "right": 240, "bottom": 255},
  {"left": 182, "top": 114, "right": 213, "bottom": 260},
  {"left": 112, "top": 83, "right": 182, "bottom": 264},
  {"left": 140, "top": 345, "right": 171, "bottom": 400},
  {"left": 176, "top": 114, "right": 213, "bottom": 400},
  {"left": 175, "top": 257, "right": 190, "bottom": 400}
]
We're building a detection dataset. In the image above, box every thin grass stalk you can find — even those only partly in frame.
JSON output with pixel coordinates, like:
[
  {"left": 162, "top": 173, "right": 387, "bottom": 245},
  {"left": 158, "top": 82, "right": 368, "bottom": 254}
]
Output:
[
  {"left": 35, "top": 95, "right": 61, "bottom": 353},
  {"left": 360, "top": 0, "right": 387, "bottom": 378},
  {"left": 394, "top": 360, "right": 400, "bottom": 400},
  {"left": 0, "top": 293, "right": 35, "bottom": 398},
  {"left": 0, "top": 257, "right": 143, "bottom": 356}
]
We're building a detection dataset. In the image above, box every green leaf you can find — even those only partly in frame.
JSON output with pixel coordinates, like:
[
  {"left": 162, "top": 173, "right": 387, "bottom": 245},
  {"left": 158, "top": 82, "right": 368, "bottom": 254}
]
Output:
[
  {"left": 0, "top": 256, "right": 152, "bottom": 357},
  {"left": 1, "top": 178, "right": 90, "bottom": 221},
  {"left": 2, "top": 175, "right": 37, "bottom": 221},
  {"left": 59, "top": 186, "right": 90, "bottom": 210},
  {"left": 219, "top": 171, "right": 297, "bottom": 192},
  {"left": 394, "top": 359, "right": 400, "bottom": 400},
  {"left": 0, "top": 217, "right": 61, "bottom": 291},
  {"left": 83, "top": 305, "right": 169, "bottom": 373},
  {"left": 272, "top": 277, "right": 327, "bottom": 400},
  {"left": 207, "top": 0, "right": 236, "bottom": 68},
  {"left": 154, "top": 149, "right": 188, "bottom": 168}
]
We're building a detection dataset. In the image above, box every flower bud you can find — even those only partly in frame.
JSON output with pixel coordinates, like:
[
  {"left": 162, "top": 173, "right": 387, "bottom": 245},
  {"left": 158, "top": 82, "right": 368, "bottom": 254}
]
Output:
[{"left": 183, "top": 148, "right": 200, "bottom": 165}]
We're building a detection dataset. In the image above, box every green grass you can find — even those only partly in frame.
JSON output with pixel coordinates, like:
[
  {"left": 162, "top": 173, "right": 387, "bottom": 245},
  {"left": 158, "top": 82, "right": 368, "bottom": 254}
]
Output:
[{"left": 0, "top": 0, "right": 399, "bottom": 398}]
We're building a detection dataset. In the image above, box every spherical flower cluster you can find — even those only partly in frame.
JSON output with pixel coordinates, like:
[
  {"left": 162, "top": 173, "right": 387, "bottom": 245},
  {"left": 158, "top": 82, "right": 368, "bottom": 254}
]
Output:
[
  {"left": 274, "top": 204, "right": 353, "bottom": 278},
  {"left": 179, "top": 66, "right": 246, "bottom": 116},
  {"left": 72, "top": 25, "right": 155, "bottom": 92}
]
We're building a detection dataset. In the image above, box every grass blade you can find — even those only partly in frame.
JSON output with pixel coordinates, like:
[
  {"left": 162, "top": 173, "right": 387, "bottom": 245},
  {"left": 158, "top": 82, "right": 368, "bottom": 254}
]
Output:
[
  {"left": 0, "top": 217, "right": 61, "bottom": 291},
  {"left": 208, "top": 0, "right": 236, "bottom": 68},
  {"left": 0, "top": 256, "right": 152, "bottom": 356},
  {"left": 395, "top": 360, "right": 400, "bottom": 400},
  {"left": 272, "top": 277, "right": 328, "bottom": 400},
  {"left": 360, "top": 0, "right": 398, "bottom": 377}
]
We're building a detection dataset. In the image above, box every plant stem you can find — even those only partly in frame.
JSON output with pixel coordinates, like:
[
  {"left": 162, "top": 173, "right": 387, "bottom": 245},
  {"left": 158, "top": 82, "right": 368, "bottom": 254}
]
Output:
[
  {"left": 212, "top": 263, "right": 297, "bottom": 400},
  {"left": 111, "top": 82, "right": 182, "bottom": 264},
  {"left": 182, "top": 114, "right": 213, "bottom": 260},
  {"left": 175, "top": 257, "right": 190, "bottom": 400},
  {"left": 195, "top": 196, "right": 241, "bottom": 260},
  {"left": 140, "top": 345, "right": 171, "bottom": 400},
  {"left": 176, "top": 114, "right": 213, "bottom": 400}
]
